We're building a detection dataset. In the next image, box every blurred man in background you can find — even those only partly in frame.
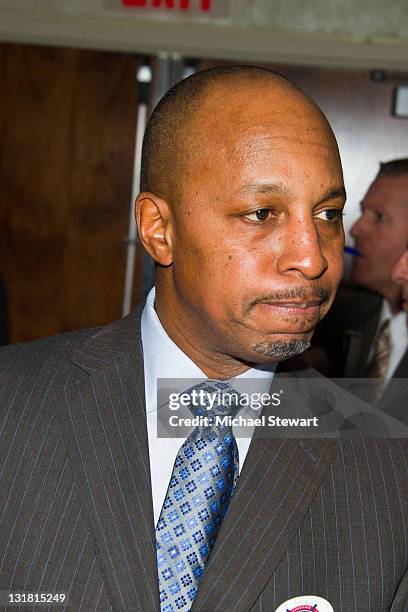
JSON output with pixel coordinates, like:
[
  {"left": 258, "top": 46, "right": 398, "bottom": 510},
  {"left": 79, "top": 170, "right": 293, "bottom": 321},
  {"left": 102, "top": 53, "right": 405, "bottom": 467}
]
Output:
[
  {"left": 310, "top": 158, "right": 408, "bottom": 418},
  {"left": 313, "top": 160, "right": 408, "bottom": 374},
  {"left": 348, "top": 159, "right": 408, "bottom": 378}
]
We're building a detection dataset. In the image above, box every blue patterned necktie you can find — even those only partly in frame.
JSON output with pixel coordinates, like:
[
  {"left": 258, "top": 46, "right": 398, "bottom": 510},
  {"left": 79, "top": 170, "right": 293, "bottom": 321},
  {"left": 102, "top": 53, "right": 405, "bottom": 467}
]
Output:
[{"left": 156, "top": 380, "right": 241, "bottom": 611}]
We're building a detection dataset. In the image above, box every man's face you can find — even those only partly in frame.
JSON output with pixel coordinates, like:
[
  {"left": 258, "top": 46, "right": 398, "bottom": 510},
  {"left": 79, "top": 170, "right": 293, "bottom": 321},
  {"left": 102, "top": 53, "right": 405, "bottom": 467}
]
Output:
[
  {"left": 392, "top": 245, "right": 408, "bottom": 316},
  {"left": 167, "top": 84, "right": 345, "bottom": 364},
  {"left": 350, "top": 175, "right": 408, "bottom": 302}
]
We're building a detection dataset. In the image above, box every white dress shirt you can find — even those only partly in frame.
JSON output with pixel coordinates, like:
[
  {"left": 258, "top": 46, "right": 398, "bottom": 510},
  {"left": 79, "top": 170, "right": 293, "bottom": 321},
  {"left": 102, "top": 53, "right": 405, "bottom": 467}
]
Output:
[
  {"left": 141, "top": 287, "right": 276, "bottom": 524},
  {"left": 367, "top": 299, "right": 408, "bottom": 378}
]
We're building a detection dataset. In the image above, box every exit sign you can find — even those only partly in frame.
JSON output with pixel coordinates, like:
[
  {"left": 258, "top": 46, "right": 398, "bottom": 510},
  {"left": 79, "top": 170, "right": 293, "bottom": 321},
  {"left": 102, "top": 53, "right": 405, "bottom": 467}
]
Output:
[
  {"left": 107, "top": 0, "right": 231, "bottom": 19},
  {"left": 122, "top": 0, "right": 212, "bottom": 9}
]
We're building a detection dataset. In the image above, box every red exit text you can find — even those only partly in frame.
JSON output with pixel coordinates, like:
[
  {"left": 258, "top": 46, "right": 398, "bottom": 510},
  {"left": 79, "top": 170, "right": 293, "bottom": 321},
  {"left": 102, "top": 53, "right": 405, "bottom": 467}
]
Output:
[{"left": 122, "top": 0, "right": 212, "bottom": 10}]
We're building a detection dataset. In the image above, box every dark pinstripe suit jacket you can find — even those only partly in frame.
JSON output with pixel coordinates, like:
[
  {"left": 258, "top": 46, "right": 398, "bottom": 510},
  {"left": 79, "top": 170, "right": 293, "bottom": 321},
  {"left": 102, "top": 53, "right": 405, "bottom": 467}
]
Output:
[{"left": 1, "top": 309, "right": 408, "bottom": 612}]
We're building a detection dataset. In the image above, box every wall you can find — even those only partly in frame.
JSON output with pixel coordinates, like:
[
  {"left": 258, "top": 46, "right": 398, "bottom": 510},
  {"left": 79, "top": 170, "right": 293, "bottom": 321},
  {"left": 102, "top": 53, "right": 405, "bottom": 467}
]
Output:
[
  {"left": 0, "top": 42, "right": 142, "bottom": 343},
  {"left": 234, "top": 0, "right": 408, "bottom": 38}
]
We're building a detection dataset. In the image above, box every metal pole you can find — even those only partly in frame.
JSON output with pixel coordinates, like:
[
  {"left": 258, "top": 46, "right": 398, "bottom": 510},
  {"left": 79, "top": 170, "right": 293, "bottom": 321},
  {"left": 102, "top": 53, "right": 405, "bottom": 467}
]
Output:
[
  {"left": 122, "top": 103, "right": 148, "bottom": 317},
  {"left": 122, "top": 63, "right": 151, "bottom": 317},
  {"left": 140, "top": 52, "right": 186, "bottom": 302},
  {"left": 123, "top": 54, "right": 195, "bottom": 313}
]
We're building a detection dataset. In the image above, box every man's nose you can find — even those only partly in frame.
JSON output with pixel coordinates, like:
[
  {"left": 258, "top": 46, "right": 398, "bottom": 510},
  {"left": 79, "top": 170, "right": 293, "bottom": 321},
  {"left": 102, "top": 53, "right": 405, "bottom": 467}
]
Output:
[
  {"left": 350, "top": 215, "right": 364, "bottom": 239},
  {"left": 276, "top": 219, "right": 329, "bottom": 280}
]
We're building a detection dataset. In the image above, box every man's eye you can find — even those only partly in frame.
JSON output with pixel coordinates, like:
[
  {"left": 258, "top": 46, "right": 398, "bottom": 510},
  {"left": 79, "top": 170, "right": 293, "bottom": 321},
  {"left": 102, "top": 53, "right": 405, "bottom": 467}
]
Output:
[
  {"left": 316, "top": 209, "right": 344, "bottom": 221},
  {"left": 245, "top": 209, "right": 272, "bottom": 222}
]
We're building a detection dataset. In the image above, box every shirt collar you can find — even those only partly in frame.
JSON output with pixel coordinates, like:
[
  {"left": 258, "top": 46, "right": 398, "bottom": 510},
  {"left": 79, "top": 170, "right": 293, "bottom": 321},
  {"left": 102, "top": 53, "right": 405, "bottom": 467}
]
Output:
[{"left": 378, "top": 298, "right": 407, "bottom": 335}]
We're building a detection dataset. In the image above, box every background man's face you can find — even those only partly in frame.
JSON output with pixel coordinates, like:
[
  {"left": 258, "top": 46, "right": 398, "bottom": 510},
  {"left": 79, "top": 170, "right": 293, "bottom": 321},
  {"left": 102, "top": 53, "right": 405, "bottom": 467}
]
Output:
[
  {"left": 168, "top": 85, "right": 345, "bottom": 363},
  {"left": 392, "top": 246, "right": 408, "bottom": 316},
  {"left": 350, "top": 175, "right": 408, "bottom": 301}
]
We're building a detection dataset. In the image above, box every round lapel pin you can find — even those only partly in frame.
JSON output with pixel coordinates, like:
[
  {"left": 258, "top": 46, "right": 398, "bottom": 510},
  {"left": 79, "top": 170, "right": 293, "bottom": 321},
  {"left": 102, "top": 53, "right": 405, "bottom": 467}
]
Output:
[{"left": 275, "top": 595, "right": 334, "bottom": 612}]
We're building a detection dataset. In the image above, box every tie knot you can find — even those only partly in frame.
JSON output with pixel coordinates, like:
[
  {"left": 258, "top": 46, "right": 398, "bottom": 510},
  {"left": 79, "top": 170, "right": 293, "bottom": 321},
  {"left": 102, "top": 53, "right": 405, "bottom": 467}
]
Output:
[{"left": 183, "top": 380, "right": 241, "bottom": 420}]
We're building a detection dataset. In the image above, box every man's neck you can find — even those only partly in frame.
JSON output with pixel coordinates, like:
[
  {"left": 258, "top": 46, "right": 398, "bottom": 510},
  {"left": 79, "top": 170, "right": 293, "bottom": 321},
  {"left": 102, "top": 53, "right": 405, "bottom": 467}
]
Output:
[
  {"left": 155, "top": 300, "right": 253, "bottom": 379},
  {"left": 382, "top": 283, "right": 402, "bottom": 316}
]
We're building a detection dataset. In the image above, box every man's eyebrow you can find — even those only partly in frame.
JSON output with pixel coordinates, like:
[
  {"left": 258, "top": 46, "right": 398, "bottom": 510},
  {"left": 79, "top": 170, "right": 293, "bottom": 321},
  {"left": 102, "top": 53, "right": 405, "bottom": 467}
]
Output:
[
  {"left": 237, "top": 182, "right": 291, "bottom": 198},
  {"left": 316, "top": 186, "right": 347, "bottom": 205},
  {"left": 238, "top": 182, "right": 347, "bottom": 204}
]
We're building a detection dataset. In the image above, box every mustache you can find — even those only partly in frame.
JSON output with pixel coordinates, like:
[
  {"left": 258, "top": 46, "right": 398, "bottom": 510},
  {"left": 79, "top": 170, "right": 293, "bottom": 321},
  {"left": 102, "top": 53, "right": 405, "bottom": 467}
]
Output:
[{"left": 246, "top": 287, "right": 330, "bottom": 314}]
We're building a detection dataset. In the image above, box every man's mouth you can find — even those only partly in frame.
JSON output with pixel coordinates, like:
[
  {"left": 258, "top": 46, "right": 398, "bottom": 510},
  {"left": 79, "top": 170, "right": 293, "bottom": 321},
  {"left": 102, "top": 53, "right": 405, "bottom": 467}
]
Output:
[
  {"left": 256, "top": 300, "right": 323, "bottom": 314},
  {"left": 246, "top": 287, "right": 330, "bottom": 319}
]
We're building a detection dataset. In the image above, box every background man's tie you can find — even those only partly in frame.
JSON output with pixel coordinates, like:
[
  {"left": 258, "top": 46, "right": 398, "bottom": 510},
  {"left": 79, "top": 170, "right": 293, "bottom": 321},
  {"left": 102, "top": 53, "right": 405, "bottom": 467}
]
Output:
[
  {"left": 156, "top": 380, "right": 241, "bottom": 611},
  {"left": 365, "top": 318, "right": 391, "bottom": 403},
  {"left": 366, "top": 318, "right": 391, "bottom": 379}
]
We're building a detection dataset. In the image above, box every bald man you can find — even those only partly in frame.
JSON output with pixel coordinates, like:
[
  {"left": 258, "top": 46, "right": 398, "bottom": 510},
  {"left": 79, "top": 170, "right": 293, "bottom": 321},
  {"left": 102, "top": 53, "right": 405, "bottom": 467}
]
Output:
[{"left": 1, "top": 66, "right": 408, "bottom": 612}]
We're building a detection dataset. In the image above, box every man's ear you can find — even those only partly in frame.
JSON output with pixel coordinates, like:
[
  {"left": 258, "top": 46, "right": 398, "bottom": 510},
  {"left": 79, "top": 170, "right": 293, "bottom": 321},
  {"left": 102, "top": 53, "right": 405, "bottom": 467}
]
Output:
[{"left": 135, "top": 192, "right": 174, "bottom": 266}]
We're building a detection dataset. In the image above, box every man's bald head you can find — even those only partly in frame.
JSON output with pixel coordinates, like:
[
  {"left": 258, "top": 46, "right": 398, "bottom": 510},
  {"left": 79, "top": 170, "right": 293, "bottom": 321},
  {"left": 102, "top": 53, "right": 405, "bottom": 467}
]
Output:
[
  {"left": 140, "top": 65, "right": 335, "bottom": 203},
  {"left": 136, "top": 64, "right": 344, "bottom": 378}
]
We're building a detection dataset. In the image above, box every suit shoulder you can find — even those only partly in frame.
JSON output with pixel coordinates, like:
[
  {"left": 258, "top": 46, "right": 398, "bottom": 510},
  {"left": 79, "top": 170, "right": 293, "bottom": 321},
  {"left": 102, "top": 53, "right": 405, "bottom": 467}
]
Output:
[
  {"left": 0, "top": 325, "right": 100, "bottom": 362},
  {"left": 0, "top": 325, "right": 101, "bottom": 388}
]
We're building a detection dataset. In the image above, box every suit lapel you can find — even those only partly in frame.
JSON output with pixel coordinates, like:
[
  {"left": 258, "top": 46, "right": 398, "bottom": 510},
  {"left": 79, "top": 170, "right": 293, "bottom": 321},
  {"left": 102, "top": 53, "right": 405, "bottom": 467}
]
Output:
[
  {"left": 343, "top": 329, "right": 363, "bottom": 378},
  {"left": 192, "top": 372, "right": 338, "bottom": 612},
  {"left": 378, "top": 348, "right": 408, "bottom": 423},
  {"left": 349, "top": 307, "right": 380, "bottom": 377},
  {"left": 55, "top": 310, "right": 160, "bottom": 611}
]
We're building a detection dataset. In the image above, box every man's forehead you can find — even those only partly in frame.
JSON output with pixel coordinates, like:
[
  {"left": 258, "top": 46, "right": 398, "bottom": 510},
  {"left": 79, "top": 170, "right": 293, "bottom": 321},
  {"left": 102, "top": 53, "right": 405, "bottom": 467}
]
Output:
[
  {"left": 178, "top": 79, "right": 341, "bottom": 203},
  {"left": 188, "top": 82, "right": 336, "bottom": 160}
]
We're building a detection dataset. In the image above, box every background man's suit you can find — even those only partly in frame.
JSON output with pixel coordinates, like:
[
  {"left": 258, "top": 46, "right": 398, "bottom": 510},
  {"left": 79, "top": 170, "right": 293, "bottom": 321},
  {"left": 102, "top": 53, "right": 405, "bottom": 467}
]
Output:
[
  {"left": 1, "top": 309, "right": 408, "bottom": 611},
  {"left": 311, "top": 284, "right": 408, "bottom": 424}
]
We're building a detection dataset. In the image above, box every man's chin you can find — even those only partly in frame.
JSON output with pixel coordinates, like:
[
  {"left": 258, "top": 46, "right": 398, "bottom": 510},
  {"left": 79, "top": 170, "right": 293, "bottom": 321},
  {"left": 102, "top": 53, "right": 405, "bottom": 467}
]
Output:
[{"left": 250, "top": 338, "right": 311, "bottom": 361}]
